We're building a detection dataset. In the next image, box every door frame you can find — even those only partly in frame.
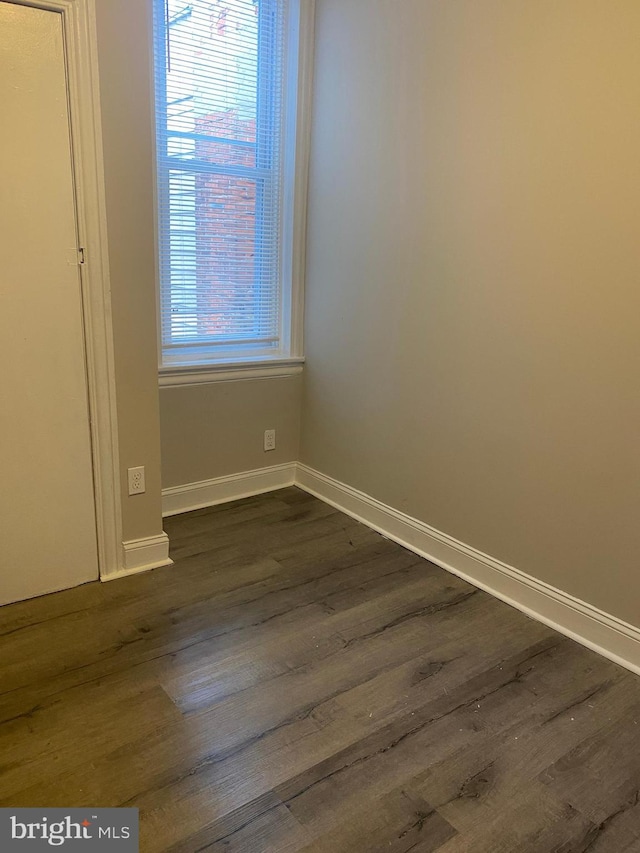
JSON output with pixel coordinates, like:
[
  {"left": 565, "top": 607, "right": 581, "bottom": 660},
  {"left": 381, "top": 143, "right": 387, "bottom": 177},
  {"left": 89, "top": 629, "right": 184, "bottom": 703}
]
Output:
[{"left": 7, "top": 0, "right": 122, "bottom": 578}]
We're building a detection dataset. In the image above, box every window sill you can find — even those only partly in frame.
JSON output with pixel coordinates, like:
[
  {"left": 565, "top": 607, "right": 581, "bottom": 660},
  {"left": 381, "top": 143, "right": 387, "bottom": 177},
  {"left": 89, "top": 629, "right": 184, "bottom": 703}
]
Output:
[{"left": 158, "top": 357, "right": 305, "bottom": 387}]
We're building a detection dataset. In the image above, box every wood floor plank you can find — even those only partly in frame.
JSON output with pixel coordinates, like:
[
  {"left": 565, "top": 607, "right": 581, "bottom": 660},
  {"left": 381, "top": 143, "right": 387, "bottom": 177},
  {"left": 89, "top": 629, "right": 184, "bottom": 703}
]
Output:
[
  {"left": 165, "top": 794, "right": 311, "bottom": 853},
  {"left": 0, "top": 683, "right": 181, "bottom": 800},
  {"left": 540, "top": 709, "right": 640, "bottom": 848},
  {"left": 295, "top": 787, "right": 456, "bottom": 853},
  {"left": 434, "top": 781, "right": 593, "bottom": 853}
]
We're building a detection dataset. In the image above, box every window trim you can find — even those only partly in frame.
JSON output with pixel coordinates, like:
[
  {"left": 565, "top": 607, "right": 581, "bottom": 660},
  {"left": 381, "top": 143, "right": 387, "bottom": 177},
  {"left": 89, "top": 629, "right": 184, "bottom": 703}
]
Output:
[
  {"left": 153, "top": 0, "right": 315, "bottom": 386},
  {"left": 158, "top": 357, "right": 304, "bottom": 386}
]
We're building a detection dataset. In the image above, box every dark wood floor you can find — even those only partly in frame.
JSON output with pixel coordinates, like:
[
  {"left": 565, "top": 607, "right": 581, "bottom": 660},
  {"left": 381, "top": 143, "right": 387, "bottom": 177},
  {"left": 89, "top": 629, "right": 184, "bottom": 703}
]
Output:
[{"left": 2, "top": 488, "right": 640, "bottom": 851}]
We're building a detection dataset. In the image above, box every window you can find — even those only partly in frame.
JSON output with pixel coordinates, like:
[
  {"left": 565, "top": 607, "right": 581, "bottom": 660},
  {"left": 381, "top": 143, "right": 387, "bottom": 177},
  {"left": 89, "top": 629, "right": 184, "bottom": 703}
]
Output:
[{"left": 153, "top": 0, "right": 309, "bottom": 379}]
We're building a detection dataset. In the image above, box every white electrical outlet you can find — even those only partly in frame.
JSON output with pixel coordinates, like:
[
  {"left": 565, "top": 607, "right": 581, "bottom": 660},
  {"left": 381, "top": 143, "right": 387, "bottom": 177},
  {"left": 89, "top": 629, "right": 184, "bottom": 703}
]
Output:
[
  {"left": 127, "top": 466, "right": 146, "bottom": 495},
  {"left": 264, "top": 429, "right": 276, "bottom": 451}
]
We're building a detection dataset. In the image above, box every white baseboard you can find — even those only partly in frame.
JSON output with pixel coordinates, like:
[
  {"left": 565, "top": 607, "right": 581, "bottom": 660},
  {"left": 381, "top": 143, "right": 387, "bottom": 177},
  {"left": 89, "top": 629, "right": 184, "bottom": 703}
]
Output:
[
  {"left": 295, "top": 463, "right": 640, "bottom": 677},
  {"left": 101, "top": 532, "right": 173, "bottom": 582},
  {"left": 161, "top": 462, "right": 297, "bottom": 517}
]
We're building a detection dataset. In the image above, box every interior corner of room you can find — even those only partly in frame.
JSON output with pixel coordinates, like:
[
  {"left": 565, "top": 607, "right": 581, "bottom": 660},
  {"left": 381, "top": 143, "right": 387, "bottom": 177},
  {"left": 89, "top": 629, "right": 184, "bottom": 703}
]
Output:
[{"left": 5, "top": 0, "right": 640, "bottom": 677}]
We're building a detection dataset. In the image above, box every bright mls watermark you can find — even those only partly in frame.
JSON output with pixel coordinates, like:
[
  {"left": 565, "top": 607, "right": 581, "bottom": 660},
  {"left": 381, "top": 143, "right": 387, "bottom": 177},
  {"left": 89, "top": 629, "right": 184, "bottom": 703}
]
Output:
[{"left": 0, "top": 809, "right": 138, "bottom": 851}]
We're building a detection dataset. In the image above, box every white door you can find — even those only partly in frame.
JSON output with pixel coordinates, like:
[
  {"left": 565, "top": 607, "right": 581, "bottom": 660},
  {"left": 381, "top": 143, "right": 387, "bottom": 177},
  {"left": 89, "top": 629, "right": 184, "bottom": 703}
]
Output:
[{"left": 0, "top": 2, "right": 99, "bottom": 604}]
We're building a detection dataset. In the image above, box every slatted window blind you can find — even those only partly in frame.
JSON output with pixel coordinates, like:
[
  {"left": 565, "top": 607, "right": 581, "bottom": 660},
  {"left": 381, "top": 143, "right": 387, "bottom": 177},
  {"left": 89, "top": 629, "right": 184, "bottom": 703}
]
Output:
[{"left": 154, "top": 0, "right": 288, "bottom": 365}]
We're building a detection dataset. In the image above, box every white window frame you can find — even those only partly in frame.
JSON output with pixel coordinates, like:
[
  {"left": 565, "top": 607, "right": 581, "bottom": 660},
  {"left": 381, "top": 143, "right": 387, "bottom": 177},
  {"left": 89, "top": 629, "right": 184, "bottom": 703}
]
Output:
[{"left": 154, "top": 0, "right": 314, "bottom": 386}]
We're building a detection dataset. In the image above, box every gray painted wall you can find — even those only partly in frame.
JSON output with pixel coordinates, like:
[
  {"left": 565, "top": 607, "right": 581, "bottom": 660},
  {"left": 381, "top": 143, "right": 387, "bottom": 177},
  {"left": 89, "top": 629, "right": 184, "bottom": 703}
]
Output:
[{"left": 301, "top": 0, "right": 640, "bottom": 626}]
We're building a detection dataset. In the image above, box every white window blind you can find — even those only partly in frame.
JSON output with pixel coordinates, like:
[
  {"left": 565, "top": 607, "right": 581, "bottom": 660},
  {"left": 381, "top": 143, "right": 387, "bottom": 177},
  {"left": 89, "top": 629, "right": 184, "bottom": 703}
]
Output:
[{"left": 154, "top": 0, "right": 292, "bottom": 367}]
